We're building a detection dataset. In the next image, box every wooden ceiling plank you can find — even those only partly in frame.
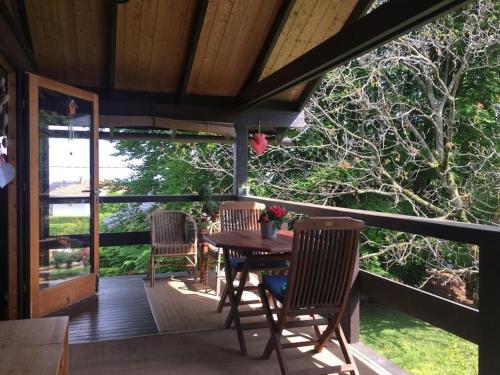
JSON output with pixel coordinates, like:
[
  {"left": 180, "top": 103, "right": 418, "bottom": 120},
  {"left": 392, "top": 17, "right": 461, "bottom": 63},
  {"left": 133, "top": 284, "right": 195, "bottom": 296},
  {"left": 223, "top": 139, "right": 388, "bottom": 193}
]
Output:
[
  {"left": 260, "top": 0, "right": 307, "bottom": 79},
  {"left": 239, "top": 0, "right": 471, "bottom": 109},
  {"left": 186, "top": 0, "right": 217, "bottom": 94},
  {"left": 294, "top": 0, "right": 375, "bottom": 109},
  {"left": 24, "top": 0, "right": 46, "bottom": 70},
  {"left": 150, "top": 0, "right": 177, "bottom": 92},
  {"left": 226, "top": 0, "right": 270, "bottom": 93},
  {"left": 38, "top": 0, "right": 65, "bottom": 80},
  {"left": 114, "top": 2, "right": 127, "bottom": 89},
  {"left": 242, "top": 0, "right": 292, "bottom": 88},
  {"left": 199, "top": 0, "right": 234, "bottom": 93},
  {"left": 285, "top": 0, "right": 330, "bottom": 70},
  {"left": 178, "top": 0, "right": 209, "bottom": 102},
  {"left": 187, "top": 0, "right": 232, "bottom": 94},
  {"left": 136, "top": 0, "right": 158, "bottom": 91},
  {"left": 169, "top": 1, "right": 196, "bottom": 91},
  {"left": 269, "top": 0, "right": 320, "bottom": 80},
  {"left": 58, "top": 0, "right": 77, "bottom": 83},
  {"left": 108, "top": 1, "right": 117, "bottom": 92},
  {"left": 206, "top": 0, "right": 249, "bottom": 95}
]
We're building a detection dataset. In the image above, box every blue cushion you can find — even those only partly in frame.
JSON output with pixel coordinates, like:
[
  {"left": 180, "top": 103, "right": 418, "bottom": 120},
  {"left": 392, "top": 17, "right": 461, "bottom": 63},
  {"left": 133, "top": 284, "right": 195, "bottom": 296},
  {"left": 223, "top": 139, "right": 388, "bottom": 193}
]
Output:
[
  {"left": 229, "top": 257, "right": 287, "bottom": 270},
  {"left": 263, "top": 275, "right": 288, "bottom": 302}
]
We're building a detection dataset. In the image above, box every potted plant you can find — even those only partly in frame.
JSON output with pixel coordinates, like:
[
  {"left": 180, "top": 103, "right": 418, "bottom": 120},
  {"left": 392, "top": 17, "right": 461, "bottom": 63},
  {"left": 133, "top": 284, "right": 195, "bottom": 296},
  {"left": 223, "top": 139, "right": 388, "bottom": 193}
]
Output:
[{"left": 258, "top": 204, "right": 288, "bottom": 239}]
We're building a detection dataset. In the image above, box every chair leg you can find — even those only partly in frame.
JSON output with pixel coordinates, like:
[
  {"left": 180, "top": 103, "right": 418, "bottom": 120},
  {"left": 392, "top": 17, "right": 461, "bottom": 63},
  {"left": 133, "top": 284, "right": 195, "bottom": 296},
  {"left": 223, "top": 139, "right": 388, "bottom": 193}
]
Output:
[
  {"left": 314, "top": 313, "right": 340, "bottom": 353},
  {"left": 215, "top": 250, "right": 222, "bottom": 296},
  {"left": 193, "top": 254, "right": 198, "bottom": 283},
  {"left": 335, "top": 325, "right": 359, "bottom": 375},
  {"left": 259, "top": 285, "right": 288, "bottom": 374},
  {"left": 216, "top": 268, "right": 237, "bottom": 313},
  {"left": 150, "top": 256, "right": 155, "bottom": 287}
]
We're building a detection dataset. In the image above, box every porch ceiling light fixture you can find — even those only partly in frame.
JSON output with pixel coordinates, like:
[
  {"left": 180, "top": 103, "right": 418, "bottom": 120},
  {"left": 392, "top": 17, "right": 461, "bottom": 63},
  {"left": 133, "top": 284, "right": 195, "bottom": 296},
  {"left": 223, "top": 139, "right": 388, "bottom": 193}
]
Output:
[{"left": 250, "top": 121, "right": 268, "bottom": 156}]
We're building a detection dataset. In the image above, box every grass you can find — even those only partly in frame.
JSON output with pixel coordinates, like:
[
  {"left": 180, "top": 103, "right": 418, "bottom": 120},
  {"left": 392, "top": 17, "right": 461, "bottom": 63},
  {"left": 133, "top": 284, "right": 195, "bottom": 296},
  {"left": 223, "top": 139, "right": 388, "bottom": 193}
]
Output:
[
  {"left": 360, "top": 301, "right": 478, "bottom": 375},
  {"left": 49, "top": 216, "right": 89, "bottom": 236}
]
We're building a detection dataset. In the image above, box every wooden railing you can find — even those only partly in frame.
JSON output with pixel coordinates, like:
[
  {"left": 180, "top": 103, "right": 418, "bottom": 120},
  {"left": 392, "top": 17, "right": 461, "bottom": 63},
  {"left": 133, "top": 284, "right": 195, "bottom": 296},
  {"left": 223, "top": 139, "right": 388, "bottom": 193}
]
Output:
[
  {"left": 47, "top": 193, "right": 500, "bottom": 372},
  {"left": 238, "top": 195, "right": 500, "bottom": 374}
]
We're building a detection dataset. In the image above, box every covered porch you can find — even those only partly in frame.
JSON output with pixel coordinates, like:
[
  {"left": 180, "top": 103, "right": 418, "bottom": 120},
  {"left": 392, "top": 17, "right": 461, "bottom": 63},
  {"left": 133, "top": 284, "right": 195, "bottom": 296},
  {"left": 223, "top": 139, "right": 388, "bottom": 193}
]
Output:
[{"left": 0, "top": 0, "right": 499, "bottom": 374}]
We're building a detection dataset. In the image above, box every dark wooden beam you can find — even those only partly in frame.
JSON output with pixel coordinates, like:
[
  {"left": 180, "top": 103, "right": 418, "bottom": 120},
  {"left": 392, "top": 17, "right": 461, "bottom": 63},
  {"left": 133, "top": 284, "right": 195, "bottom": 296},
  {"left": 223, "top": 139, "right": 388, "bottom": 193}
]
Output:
[
  {"left": 45, "top": 194, "right": 236, "bottom": 205},
  {"left": 108, "top": 1, "right": 117, "bottom": 93},
  {"left": 178, "top": 0, "right": 209, "bottom": 104},
  {"left": 0, "top": 0, "right": 35, "bottom": 70},
  {"left": 242, "top": 0, "right": 296, "bottom": 88},
  {"left": 238, "top": 196, "right": 500, "bottom": 245},
  {"left": 479, "top": 240, "right": 500, "bottom": 374},
  {"left": 80, "top": 86, "right": 298, "bottom": 111},
  {"left": 99, "top": 97, "right": 305, "bottom": 128},
  {"left": 294, "top": 0, "right": 375, "bottom": 111},
  {"left": 240, "top": 0, "right": 471, "bottom": 109},
  {"left": 233, "top": 124, "right": 248, "bottom": 195}
]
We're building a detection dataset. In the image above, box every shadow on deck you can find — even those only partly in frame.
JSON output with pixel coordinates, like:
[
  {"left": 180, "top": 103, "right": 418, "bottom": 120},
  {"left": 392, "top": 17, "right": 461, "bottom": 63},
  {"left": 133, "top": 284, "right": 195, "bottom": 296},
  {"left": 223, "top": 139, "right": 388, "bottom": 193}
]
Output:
[{"left": 50, "top": 274, "right": 406, "bottom": 374}]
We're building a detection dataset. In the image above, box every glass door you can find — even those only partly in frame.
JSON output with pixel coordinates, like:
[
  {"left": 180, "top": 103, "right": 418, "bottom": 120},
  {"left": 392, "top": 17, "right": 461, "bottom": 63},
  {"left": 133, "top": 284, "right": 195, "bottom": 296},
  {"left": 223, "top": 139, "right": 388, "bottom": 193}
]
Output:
[{"left": 28, "top": 74, "right": 99, "bottom": 317}]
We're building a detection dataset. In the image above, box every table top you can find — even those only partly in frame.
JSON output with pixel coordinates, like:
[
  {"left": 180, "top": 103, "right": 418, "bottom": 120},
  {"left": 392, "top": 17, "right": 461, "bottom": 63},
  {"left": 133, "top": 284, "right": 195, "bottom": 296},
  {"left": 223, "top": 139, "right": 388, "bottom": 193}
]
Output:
[{"left": 204, "top": 230, "right": 294, "bottom": 254}]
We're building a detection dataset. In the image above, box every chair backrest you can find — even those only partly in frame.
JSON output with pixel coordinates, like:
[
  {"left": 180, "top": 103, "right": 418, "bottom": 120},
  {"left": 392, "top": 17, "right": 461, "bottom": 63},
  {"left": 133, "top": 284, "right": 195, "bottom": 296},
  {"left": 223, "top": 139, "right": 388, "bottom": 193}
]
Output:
[
  {"left": 219, "top": 201, "right": 265, "bottom": 232},
  {"left": 284, "top": 217, "right": 364, "bottom": 314},
  {"left": 150, "top": 210, "right": 191, "bottom": 245}
]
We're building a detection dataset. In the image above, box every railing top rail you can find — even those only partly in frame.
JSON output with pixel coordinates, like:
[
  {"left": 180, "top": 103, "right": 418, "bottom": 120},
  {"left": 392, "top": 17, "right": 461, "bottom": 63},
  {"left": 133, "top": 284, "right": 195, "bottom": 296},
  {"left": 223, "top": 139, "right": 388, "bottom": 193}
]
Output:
[{"left": 239, "top": 195, "right": 500, "bottom": 245}]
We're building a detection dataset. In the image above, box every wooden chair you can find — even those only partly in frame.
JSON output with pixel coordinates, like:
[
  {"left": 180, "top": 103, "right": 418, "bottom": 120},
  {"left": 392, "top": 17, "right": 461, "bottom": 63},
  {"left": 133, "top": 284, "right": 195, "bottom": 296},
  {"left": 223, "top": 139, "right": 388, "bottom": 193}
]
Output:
[
  {"left": 258, "top": 217, "right": 364, "bottom": 375},
  {"left": 148, "top": 210, "right": 197, "bottom": 287},
  {"left": 214, "top": 201, "right": 287, "bottom": 313}
]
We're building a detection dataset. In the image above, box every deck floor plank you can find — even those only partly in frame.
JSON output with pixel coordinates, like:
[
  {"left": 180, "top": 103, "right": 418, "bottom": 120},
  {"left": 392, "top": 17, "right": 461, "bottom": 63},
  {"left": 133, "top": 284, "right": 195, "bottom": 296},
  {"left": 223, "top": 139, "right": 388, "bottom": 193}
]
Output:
[{"left": 48, "top": 276, "right": 158, "bottom": 343}]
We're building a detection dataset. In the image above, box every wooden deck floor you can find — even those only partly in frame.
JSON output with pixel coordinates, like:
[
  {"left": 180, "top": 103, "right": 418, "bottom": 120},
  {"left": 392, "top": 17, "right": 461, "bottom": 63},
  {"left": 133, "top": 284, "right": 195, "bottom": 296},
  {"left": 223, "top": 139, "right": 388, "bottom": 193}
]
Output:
[{"left": 49, "top": 276, "right": 158, "bottom": 343}]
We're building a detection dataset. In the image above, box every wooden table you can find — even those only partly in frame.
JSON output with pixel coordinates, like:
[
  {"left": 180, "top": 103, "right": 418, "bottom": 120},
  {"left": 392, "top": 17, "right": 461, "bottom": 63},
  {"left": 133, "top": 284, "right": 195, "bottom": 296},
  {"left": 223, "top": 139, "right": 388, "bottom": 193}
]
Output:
[
  {"left": 204, "top": 230, "right": 293, "bottom": 355},
  {"left": 0, "top": 317, "right": 69, "bottom": 375}
]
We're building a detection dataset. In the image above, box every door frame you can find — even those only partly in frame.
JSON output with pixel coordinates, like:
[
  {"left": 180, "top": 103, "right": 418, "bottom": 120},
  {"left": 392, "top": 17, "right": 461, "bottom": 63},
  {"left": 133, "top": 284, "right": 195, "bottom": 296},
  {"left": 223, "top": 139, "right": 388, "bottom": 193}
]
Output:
[{"left": 27, "top": 73, "right": 99, "bottom": 317}]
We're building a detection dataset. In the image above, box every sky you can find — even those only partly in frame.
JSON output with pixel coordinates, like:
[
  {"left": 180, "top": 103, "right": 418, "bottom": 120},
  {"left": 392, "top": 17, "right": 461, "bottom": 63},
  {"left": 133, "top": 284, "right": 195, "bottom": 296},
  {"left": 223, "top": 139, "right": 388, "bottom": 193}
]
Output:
[{"left": 49, "top": 138, "right": 138, "bottom": 184}]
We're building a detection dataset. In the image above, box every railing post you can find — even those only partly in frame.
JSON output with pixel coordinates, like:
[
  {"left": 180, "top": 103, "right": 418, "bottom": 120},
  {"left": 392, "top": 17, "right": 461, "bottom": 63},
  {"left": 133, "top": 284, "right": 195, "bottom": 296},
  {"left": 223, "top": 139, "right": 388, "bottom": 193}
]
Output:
[
  {"left": 233, "top": 123, "right": 248, "bottom": 196},
  {"left": 342, "top": 248, "right": 360, "bottom": 343},
  {"left": 479, "top": 240, "right": 500, "bottom": 374}
]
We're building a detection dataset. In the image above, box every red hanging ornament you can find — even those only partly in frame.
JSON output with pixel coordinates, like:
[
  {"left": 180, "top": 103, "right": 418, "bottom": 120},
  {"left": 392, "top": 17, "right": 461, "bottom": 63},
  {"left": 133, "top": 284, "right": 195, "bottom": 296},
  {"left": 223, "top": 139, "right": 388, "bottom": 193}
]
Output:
[{"left": 250, "top": 121, "right": 268, "bottom": 156}]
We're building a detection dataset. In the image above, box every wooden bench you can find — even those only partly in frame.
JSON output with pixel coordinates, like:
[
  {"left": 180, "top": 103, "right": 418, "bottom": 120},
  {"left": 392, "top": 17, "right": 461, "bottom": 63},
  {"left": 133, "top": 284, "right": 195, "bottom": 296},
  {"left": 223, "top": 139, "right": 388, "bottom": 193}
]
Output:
[{"left": 0, "top": 316, "right": 69, "bottom": 375}]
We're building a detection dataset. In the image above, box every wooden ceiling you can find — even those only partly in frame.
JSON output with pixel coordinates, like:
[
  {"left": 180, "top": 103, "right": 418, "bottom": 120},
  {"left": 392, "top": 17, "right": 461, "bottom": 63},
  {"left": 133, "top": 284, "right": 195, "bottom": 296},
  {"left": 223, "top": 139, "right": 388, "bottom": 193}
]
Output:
[{"left": 24, "top": 0, "right": 365, "bottom": 107}]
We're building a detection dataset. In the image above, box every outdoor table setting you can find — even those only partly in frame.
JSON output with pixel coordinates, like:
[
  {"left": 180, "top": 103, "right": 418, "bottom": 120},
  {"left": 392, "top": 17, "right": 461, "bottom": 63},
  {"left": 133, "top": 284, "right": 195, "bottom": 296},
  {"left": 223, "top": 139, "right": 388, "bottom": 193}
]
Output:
[{"left": 204, "top": 229, "right": 293, "bottom": 355}]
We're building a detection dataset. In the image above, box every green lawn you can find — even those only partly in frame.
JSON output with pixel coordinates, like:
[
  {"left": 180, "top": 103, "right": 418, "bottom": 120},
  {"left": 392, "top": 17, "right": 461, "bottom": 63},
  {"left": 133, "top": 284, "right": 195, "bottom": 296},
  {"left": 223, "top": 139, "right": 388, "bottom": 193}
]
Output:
[{"left": 360, "top": 301, "right": 477, "bottom": 375}]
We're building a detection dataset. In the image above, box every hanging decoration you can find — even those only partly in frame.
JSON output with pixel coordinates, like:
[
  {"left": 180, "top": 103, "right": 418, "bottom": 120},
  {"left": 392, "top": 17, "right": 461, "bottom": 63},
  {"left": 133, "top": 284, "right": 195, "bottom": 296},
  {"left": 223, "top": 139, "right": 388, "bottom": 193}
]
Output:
[
  {"left": 250, "top": 121, "right": 268, "bottom": 156},
  {"left": 66, "top": 99, "right": 78, "bottom": 152}
]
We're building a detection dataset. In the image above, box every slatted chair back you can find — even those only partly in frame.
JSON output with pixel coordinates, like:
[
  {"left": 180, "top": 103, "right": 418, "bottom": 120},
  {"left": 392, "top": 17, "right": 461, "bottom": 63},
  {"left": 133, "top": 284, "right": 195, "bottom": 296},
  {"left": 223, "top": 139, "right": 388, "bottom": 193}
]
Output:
[
  {"left": 151, "top": 210, "right": 191, "bottom": 246},
  {"left": 284, "top": 217, "right": 364, "bottom": 314},
  {"left": 219, "top": 201, "right": 265, "bottom": 231}
]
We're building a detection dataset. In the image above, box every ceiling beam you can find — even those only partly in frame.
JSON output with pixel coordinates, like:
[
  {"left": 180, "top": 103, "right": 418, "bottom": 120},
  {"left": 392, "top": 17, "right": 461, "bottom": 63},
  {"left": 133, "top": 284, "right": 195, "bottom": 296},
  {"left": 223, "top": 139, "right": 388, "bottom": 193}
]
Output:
[
  {"left": 99, "top": 97, "right": 305, "bottom": 128},
  {"left": 178, "top": 0, "right": 209, "bottom": 104},
  {"left": 107, "top": 1, "right": 118, "bottom": 94},
  {"left": 239, "top": 0, "right": 471, "bottom": 109},
  {"left": 294, "top": 0, "right": 376, "bottom": 111},
  {"left": 242, "top": 0, "right": 296, "bottom": 89},
  {"left": 0, "top": 0, "right": 36, "bottom": 70}
]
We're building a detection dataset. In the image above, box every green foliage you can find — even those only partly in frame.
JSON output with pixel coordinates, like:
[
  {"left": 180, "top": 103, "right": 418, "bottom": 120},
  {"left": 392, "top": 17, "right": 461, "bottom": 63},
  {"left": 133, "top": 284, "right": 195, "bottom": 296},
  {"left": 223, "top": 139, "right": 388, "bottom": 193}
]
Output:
[
  {"left": 49, "top": 216, "right": 89, "bottom": 236},
  {"left": 361, "top": 302, "right": 477, "bottom": 374}
]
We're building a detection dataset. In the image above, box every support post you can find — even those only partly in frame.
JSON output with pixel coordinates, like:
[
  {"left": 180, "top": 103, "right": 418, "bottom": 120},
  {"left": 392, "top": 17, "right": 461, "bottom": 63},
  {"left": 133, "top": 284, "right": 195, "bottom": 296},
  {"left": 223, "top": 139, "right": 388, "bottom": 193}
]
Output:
[
  {"left": 341, "top": 247, "right": 360, "bottom": 343},
  {"left": 233, "top": 124, "right": 248, "bottom": 196},
  {"left": 479, "top": 240, "right": 500, "bottom": 374}
]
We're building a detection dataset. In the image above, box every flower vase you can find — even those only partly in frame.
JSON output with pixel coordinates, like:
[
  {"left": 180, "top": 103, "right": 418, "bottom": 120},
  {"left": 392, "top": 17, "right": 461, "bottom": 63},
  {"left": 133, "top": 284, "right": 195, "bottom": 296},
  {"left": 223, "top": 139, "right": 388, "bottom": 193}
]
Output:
[{"left": 261, "top": 221, "right": 277, "bottom": 239}]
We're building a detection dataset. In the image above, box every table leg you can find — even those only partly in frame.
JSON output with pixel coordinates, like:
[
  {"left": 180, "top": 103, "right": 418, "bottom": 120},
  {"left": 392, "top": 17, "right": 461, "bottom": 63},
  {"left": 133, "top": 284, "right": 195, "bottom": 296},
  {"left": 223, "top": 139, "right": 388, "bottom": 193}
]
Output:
[
  {"left": 225, "top": 259, "right": 250, "bottom": 328},
  {"left": 222, "top": 247, "right": 248, "bottom": 356}
]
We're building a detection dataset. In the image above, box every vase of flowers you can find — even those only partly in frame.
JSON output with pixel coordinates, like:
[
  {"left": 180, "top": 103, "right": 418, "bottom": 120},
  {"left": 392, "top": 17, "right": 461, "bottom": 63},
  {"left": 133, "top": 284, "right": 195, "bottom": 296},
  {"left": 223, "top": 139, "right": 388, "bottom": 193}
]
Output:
[{"left": 259, "top": 204, "right": 288, "bottom": 239}]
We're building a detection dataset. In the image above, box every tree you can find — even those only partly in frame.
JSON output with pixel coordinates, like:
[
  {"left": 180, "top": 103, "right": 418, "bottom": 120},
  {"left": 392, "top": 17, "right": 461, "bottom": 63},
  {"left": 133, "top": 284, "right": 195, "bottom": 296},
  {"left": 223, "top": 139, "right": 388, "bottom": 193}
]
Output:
[{"left": 174, "top": 1, "right": 499, "bottom": 290}]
